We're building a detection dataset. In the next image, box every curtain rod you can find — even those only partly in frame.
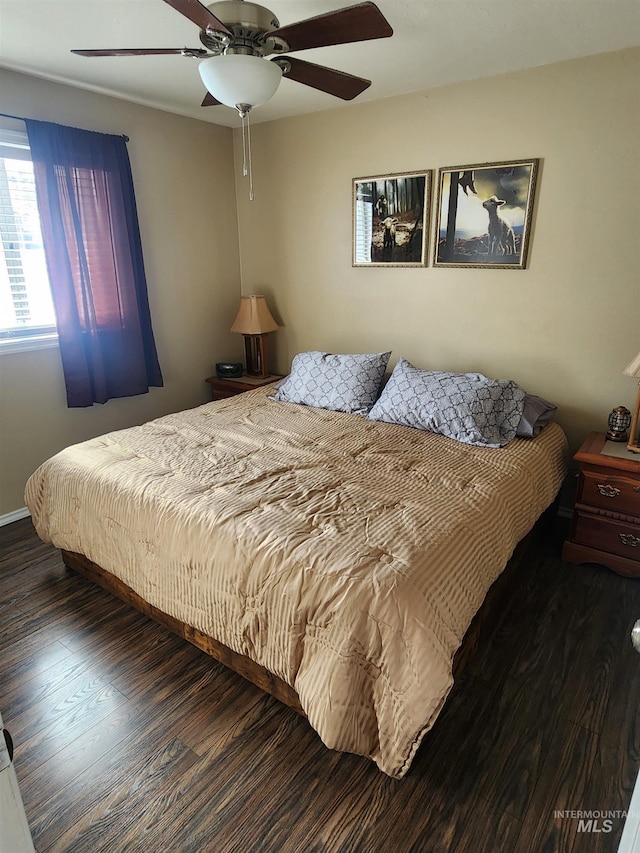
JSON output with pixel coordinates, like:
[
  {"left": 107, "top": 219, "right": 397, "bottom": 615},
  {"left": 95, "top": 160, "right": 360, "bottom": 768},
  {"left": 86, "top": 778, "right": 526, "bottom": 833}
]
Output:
[{"left": 0, "top": 112, "right": 129, "bottom": 142}]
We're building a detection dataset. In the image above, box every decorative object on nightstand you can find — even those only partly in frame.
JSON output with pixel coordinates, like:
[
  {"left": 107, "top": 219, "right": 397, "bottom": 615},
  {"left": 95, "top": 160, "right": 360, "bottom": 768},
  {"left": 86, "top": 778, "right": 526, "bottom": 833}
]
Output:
[
  {"left": 624, "top": 352, "right": 640, "bottom": 453},
  {"left": 562, "top": 431, "right": 640, "bottom": 577},
  {"left": 607, "top": 406, "right": 632, "bottom": 442},
  {"left": 215, "top": 362, "right": 243, "bottom": 379},
  {"left": 230, "top": 295, "right": 279, "bottom": 379}
]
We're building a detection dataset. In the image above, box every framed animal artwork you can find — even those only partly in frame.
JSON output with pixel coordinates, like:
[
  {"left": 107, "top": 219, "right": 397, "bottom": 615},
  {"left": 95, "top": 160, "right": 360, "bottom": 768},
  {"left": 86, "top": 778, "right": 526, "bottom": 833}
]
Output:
[
  {"left": 433, "top": 159, "right": 539, "bottom": 269},
  {"left": 353, "top": 171, "right": 431, "bottom": 267}
]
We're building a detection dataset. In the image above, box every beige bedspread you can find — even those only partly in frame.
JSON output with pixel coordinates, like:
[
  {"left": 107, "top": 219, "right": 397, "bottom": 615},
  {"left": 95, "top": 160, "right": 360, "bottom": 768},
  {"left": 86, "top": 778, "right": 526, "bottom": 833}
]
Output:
[{"left": 25, "top": 386, "right": 567, "bottom": 777}]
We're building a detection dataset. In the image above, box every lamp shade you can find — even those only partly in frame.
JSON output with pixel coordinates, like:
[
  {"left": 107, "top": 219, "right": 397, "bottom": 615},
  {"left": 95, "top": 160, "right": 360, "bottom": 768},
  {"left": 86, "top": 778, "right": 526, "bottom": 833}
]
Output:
[
  {"left": 230, "top": 295, "right": 279, "bottom": 335},
  {"left": 623, "top": 353, "right": 640, "bottom": 378},
  {"left": 198, "top": 54, "right": 282, "bottom": 109}
]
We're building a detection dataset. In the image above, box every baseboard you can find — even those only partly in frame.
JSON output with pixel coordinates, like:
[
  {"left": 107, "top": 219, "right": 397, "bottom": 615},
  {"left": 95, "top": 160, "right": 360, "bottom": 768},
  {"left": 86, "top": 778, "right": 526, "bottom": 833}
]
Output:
[{"left": 0, "top": 507, "right": 30, "bottom": 527}]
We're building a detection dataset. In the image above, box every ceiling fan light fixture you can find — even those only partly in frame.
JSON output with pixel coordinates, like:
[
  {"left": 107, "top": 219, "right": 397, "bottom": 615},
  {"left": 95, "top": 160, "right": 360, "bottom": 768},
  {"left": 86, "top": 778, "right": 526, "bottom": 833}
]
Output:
[{"left": 198, "top": 53, "right": 282, "bottom": 110}]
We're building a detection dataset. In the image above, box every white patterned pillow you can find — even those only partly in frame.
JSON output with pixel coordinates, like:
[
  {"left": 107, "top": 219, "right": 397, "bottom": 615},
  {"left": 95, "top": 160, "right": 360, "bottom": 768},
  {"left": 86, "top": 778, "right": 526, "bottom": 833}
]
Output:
[
  {"left": 368, "top": 358, "right": 526, "bottom": 447},
  {"left": 272, "top": 350, "right": 391, "bottom": 415}
]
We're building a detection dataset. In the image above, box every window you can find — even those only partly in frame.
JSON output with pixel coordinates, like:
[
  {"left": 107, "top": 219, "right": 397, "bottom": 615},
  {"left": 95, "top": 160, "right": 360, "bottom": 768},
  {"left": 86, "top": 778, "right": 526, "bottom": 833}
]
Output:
[{"left": 0, "top": 118, "right": 57, "bottom": 353}]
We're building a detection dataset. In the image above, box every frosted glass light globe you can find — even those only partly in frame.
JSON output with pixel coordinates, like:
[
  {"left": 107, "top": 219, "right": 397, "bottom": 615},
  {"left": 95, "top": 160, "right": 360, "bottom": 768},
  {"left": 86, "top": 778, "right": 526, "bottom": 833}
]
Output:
[{"left": 199, "top": 54, "right": 282, "bottom": 109}]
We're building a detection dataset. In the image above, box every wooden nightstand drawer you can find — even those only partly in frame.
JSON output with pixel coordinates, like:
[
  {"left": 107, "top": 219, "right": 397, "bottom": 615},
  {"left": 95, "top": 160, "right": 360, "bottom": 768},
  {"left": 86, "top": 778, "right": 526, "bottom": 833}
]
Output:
[
  {"left": 579, "top": 470, "right": 640, "bottom": 517},
  {"left": 562, "top": 431, "right": 640, "bottom": 576},
  {"left": 572, "top": 510, "right": 640, "bottom": 562}
]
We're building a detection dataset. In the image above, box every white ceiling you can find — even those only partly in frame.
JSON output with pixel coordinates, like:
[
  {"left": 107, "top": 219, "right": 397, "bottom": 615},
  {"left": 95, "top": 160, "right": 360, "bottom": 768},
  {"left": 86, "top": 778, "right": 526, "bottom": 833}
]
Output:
[{"left": 1, "top": 1, "right": 639, "bottom": 129}]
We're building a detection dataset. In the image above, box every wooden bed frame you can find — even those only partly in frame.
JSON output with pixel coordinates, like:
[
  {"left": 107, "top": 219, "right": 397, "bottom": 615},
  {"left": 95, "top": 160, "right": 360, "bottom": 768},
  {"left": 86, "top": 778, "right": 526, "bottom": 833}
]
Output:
[{"left": 60, "top": 503, "right": 555, "bottom": 720}]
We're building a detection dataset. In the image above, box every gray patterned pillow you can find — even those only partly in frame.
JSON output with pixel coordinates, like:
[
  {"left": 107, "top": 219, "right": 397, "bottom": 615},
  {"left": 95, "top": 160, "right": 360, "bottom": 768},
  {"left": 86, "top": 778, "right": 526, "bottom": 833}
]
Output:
[
  {"left": 368, "top": 358, "right": 526, "bottom": 447},
  {"left": 516, "top": 394, "right": 557, "bottom": 437},
  {"left": 272, "top": 350, "right": 391, "bottom": 415}
]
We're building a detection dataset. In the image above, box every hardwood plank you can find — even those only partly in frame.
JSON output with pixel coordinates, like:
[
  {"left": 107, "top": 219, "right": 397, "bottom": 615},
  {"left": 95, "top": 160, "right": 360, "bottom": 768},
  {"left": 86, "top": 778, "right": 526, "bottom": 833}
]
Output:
[
  {"left": 29, "top": 732, "right": 197, "bottom": 853},
  {"left": 0, "top": 639, "right": 74, "bottom": 696},
  {"left": 14, "top": 571, "right": 114, "bottom": 615},
  {"left": 474, "top": 560, "right": 592, "bottom": 820},
  {"left": 408, "top": 797, "right": 522, "bottom": 853},
  {"left": 0, "top": 582, "right": 133, "bottom": 649},
  {"left": 512, "top": 721, "right": 598, "bottom": 853},
  {"left": 16, "top": 703, "right": 143, "bottom": 804},
  {"left": 574, "top": 737, "right": 639, "bottom": 853},
  {"left": 43, "top": 607, "right": 183, "bottom": 687},
  {"left": 468, "top": 521, "right": 598, "bottom": 689},
  {"left": 165, "top": 671, "right": 266, "bottom": 756},
  {"left": 57, "top": 737, "right": 198, "bottom": 853},
  {"left": 3, "top": 652, "right": 100, "bottom": 721},
  {"left": 101, "top": 698, "right": 307, "bottom": 853},
  {"left": 548, "top": 572, "right": 619, "bottom": 735},
  {"left": 8, "top": 670, "right": 128, "bottom": 751},
  {"left": 0, "top": 629, "right": 71, "bottom": 690}
]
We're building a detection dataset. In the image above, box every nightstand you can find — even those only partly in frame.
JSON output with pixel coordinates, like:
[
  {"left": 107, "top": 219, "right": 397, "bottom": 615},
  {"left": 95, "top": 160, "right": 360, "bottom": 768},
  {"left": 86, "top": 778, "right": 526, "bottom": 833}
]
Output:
[
  {"left": 205, "top": 374, "right": 282, "bottom": 402},
  {"left": 562, "top": 431, "right": 640, "bottom": 577}
]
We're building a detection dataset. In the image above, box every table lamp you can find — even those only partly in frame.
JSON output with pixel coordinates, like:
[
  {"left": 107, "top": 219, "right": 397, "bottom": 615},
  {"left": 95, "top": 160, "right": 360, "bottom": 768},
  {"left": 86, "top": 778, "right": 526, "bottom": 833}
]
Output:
[
  {"left": 623, "top": 352, "right": 640, "bottom": 453},
  {"left": 230, "top": 295, "right": 279, "bottom": 378}
]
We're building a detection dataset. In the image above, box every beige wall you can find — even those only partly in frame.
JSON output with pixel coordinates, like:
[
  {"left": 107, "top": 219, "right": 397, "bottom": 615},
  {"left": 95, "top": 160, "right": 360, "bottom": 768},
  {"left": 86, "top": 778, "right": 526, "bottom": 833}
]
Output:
[
  {"left": 0, "top": 69, "right": 243, "bottom": 515},
  {"left": 234, "top": 48, "right": 640, "bottom": 457}
]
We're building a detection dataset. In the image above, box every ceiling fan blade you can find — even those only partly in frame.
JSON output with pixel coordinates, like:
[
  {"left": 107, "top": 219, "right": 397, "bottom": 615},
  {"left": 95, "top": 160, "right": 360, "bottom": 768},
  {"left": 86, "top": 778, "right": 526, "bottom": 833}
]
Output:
[
  {"left": 274, "top": 57, "right": 370, "bottom": 100},
  {"left": 72, "top": 48, "right": 208, "bottom": 57},
  {"left": 201, "top": 92, "right": 223, "bottom": 106},
  {"left": 162, "top": 0, "right": 232, "bottom": 36},
  {"left": 267, "top": 2, "right": 392, "bottom": 53}
]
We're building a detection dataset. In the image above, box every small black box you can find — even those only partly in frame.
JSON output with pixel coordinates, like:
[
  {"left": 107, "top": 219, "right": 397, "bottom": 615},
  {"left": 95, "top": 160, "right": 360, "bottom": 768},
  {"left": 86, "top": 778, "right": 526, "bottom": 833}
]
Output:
[{"left": 216, "top": 362, "right": 243, "bottom": 379}]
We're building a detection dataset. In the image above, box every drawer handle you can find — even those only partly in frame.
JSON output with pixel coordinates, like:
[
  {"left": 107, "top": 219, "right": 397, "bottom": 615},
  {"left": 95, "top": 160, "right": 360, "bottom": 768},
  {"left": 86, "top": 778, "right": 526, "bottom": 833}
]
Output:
[
  {"left": 619, "top": 533, "right": 639, "bottom": 548},
  {"left": 634, "top": 486, "right": 640, "bottom": 493},
  {"left": 597, "top": 484, "right": 620, "bottom": 498}
]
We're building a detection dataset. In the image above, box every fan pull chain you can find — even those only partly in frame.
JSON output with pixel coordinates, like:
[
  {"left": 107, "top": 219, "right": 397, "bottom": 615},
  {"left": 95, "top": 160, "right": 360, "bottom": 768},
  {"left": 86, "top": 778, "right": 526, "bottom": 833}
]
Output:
[
  {"left": 241, "top": 111, "right": 248, "bottom": 177},
  {"left": 239, "top": 107, "right": 254, "bottom": 202},
  {"left": 246, "top": 109, "right": 254, "bottom": 202}
]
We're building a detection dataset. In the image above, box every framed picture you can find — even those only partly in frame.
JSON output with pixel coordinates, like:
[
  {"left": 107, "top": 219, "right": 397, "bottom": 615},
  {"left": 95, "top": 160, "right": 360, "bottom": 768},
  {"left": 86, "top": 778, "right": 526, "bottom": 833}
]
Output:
[
  {"left": 433, "top": 159, "right": 539, "bottom": 269},
  {"left": 353, "top": 171, "right": 430, "bottom": 267}
]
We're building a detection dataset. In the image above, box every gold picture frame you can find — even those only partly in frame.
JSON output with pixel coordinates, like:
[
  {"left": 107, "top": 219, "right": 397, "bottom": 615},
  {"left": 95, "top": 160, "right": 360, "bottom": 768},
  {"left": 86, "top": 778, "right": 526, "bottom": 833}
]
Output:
[
  {"left": 433, "top": 159, "right": 539, "bottom": 269},
  {"left": 353, "top": 170, "right": 431, "bottom": 267}
]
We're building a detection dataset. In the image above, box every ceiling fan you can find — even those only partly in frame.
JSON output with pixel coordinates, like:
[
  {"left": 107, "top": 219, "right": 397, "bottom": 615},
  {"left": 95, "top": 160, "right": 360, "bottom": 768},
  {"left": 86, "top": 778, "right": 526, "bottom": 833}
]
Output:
[{"left": 72, "top": 0, "right": 394, "bottom": 117}]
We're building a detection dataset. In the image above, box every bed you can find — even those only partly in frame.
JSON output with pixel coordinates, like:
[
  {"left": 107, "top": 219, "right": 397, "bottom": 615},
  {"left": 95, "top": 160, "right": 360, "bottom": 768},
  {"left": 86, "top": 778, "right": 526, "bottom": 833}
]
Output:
[{"left": 25, "top": 377, "right": 567, "bottom": 778}]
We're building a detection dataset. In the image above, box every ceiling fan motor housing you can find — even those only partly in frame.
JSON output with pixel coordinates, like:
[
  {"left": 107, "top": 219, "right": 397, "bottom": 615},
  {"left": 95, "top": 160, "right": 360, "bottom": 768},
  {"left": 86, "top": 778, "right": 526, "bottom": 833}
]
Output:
[{"left": 200, "top": 1, "right": 286, "bottom": 55}]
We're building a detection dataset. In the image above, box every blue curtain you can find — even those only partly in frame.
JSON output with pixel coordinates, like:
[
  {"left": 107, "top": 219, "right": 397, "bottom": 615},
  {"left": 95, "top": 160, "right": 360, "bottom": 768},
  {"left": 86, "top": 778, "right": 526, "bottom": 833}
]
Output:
[{"left": 25, "top": 119, "right": 163, "bottom": 407}]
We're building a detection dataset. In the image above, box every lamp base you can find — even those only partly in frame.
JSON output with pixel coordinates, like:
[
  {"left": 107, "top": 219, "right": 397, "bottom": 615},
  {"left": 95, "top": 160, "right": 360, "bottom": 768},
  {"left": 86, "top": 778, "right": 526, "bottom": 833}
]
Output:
[
  {"left": 628, "top": 385, "right": 640, "bottom": 453},
  {"left": 243, "top": 334, "right": 269, "bottom": 379}
]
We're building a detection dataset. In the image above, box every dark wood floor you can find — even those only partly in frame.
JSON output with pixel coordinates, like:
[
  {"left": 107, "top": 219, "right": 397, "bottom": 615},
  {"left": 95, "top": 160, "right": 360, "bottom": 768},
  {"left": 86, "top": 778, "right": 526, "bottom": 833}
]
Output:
[{"left": 1, "top": 516, "right": 638, "bottom": 853}]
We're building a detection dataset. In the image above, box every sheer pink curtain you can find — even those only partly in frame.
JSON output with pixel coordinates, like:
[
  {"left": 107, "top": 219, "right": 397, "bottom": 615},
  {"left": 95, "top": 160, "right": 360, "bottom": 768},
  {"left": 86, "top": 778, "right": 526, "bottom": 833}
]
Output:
[{"left": 26, "top": 119, "right": 163, "bottom": 407}]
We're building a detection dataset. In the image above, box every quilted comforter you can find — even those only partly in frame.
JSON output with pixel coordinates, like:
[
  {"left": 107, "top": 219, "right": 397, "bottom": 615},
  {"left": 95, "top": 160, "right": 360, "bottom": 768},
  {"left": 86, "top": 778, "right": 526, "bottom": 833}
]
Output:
[{"left": 25, "top": 386, "right": 567, "bottom": 777}]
